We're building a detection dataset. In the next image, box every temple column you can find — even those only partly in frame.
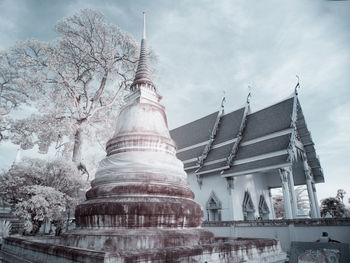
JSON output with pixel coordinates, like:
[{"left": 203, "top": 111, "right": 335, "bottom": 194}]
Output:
[
  {"left": 312, "top": 182, "right": 321, "bottom": 217},
  {"left": 279, "top": 169, "right": 293, "bottom": 219},
  {"left": 226, "top": 177, "right": 235, "bottom": 220},
  {"left": 286, "top": 167, "right": 298, "bottom": 218},
  {"left": 268, "top": 188, "right": 276, "bottom": 219},
  {"left": 305, "top": 175, "right": 317, "bottom": 218},
  {"left": 302, "top": 154, "right": 318, "bottom": 218}
]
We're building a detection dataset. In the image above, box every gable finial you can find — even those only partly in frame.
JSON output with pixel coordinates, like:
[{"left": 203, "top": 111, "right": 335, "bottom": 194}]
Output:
[
  {"left": 143, "top": 12, "right": 146, "bottom": 40},
  {"left": 295, "top": 75, "right": 300, "bottom": 95},
  {"left": 247, "top": 86, "right": 252, "bottom": 104},
  {"left": 221, "top": 90, "right": 226, "bottom": 108}
]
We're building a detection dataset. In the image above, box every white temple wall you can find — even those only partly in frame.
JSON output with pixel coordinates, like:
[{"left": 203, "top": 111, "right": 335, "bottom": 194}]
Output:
[
  {"left": 231, "top": 173, "right": 273, "bottom": 220},
  {"left": 188, "top": 172, "right": 274, "bottom": 221},
  {"left": 188, "top": 173, "right": 230, "bottom": 221}
]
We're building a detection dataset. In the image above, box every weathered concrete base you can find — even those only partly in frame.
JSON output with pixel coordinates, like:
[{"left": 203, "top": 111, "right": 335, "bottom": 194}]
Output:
[
  {"left": 59, "top": 228, "right": 215, "bottom": 251},
  {"left": 1, "top": 236, "right": 286, "bottom": 263}
]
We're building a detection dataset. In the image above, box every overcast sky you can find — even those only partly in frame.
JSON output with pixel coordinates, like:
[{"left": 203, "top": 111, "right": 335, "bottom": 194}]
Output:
[{"left": 0, "top": 0, "right": 349, "bottom": 202}]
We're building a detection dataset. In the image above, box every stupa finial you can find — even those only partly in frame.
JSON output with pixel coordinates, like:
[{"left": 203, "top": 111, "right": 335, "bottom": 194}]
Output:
[
  {"left": 143, "top": 12, "right": 146, "bottom": 40},
  {"left": 131, "top": 12, "right": 154, "bottom": 88}
]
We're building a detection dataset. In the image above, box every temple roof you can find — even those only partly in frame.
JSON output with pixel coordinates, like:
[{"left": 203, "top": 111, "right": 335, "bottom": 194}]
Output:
[{"left": 170, "top": 95, "right": 324, "bottom": 186}]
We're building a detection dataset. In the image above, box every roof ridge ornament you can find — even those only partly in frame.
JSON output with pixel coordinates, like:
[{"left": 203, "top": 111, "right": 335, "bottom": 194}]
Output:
[
  {"left": 294, "top": 75, "right": 300, "bottom": 95},
  {"left": 221, "top": 91, "right": 226, "bottom": 109},
  {"left": 247, "top": 86, "right": 252, "bottom": 104}
]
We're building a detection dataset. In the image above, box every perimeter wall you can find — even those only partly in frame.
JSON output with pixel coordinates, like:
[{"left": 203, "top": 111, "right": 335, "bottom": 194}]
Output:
[{"left": 203, "top": 218, "right": 350, "bottom": 252}]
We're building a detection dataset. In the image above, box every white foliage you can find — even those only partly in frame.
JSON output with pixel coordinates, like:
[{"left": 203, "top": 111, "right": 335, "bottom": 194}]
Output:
[
  {"left": 0, "top": 157, "right": 88, "bottom": 234},
  {"left": 0, "top": 220, "right": 12, "bottom": 238},
  {"left": 3, "top": 9, "right": 139, "bottom": 166}
]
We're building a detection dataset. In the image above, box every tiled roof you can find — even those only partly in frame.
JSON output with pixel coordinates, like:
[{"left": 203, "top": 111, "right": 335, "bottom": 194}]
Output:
[
  {"left": 171, "top": 111, "right": 219, "bottom": 150},
  {"left": 170, "top": 96, "right": 324, "bottom": 185}
]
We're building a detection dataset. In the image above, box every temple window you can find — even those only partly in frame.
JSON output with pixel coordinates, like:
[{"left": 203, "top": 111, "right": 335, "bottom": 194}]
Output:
[
  {"left": 206, "top": 192, "right": 222, "bottom": 221},
  {"left": 242, "top": 191, "right": 255, "bottom": 220},
  {"left": 258, "top": 194, "right": 270, "bottom": 219}
]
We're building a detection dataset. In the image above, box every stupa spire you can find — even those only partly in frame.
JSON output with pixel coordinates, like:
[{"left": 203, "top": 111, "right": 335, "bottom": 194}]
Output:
[
  {"left": 131, "top": 12, "right": 154, "bottom": 87},
  {"left": 143, "top": 12, "right": 146, "bottom": 39}
]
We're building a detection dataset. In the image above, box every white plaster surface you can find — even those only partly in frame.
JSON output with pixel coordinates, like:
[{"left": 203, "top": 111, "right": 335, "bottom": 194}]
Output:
[
  {"left": 188, "top": 172, "right": 274, "bottom": 221},
  {"left": 95, "top": 151, "right": 187, "bottom": 179}
]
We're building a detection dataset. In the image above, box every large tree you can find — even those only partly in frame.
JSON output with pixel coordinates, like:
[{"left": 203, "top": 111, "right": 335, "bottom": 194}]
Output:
[
  {"left": 0, "top": 51, "right": 30, "bottom": 140},
  {"left": 0, "top": 158, "right": 88, "bottom": 235},
  {"left": 5, "top": 9, "right": 139, "bottom": 172}
]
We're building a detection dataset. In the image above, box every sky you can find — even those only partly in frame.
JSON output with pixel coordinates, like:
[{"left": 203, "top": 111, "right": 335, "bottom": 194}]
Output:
[{"left": 0, "top": 0, "right": 349, "bottom": 203}]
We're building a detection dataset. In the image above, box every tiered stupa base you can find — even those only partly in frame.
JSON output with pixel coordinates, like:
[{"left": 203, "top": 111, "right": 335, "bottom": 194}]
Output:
[
  {"left": 1, "top": 235, "right": 286, "bottom": 263},
  {"left": 59, "top": 227, "right": 215, "bottom": 251}
]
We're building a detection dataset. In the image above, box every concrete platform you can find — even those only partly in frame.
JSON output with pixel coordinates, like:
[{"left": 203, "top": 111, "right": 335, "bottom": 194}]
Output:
[{"left": 1, "top": 236, "right": 286, "bottom": 263}]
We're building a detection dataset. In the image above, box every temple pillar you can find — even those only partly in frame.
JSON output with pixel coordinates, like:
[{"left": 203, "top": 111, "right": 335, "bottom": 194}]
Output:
[
  {"left": 305, "top": 175, "right": 317, "bottom": 218},
  {"left": 279, "top": 169, "right": 293, "bottom": 219},
  {"left": 286, "top": 167, "right": 298, "bottom": 218},
  {"left": 302, "top": 154, "right": 318, "bottom": 218},
  {"left": 312, "top": 182, "right": 321, "bottom": 217},
  {"left": 226, "top": 177, "right": 235, "bottom": 220},
  {"left": 268, "top": 188, "right": 276, "bottom": 219}
]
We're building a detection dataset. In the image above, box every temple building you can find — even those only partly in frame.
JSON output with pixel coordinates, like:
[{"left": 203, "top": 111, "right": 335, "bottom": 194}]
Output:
[
  {"left": 1, "top": 13, "right": 286, "bottom": 262},
  {"left": 170, "top": 89, "right": 324, "bottom": 221}
]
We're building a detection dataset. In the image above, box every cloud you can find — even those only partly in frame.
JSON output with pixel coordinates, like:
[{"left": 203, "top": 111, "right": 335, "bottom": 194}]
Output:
[{"left": 0, "top": 0, "right": 349, "bottom": 200}]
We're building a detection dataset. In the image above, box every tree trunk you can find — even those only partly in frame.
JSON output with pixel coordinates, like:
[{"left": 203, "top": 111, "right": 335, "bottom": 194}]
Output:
[
  {"left": 72, "top": 124, "right": 90, "bottom": 179},
  {"left": 30, "top": 220, "right": 43, "bottom": 235},
  {"left": 52, "top": 220, "right": 63, "bottom": 236},
  {"left": 72, "top": 127, "right": 83, "bottom": 164}
]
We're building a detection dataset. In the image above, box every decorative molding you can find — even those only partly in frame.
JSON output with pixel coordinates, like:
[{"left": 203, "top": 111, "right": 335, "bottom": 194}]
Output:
[
  {"left": 226, "top": 94, "right": 250, "bottom": 167},
  {"left": 287, "top": 91, "right": 299, "bottom": 163},
  {"left": 302, "top": 152, "right": 314, "bottom": 182},
  {"left": 196, "top": 174, "right": 203, "bottom": 188},
  {"left": 178, "top": 128, "right": 292, "bottom": 156},
  {"left": 192, "top": 149, "right": 288, "bottom": 174},
  {"left": 221, "top": 162, "right": 291, "bottom": 177},
  {"left": 195, "top": 107, "right": 225, "bottom": 173},
  {"left": 226, "top": 177, "right": 234, "bottom": 191}
]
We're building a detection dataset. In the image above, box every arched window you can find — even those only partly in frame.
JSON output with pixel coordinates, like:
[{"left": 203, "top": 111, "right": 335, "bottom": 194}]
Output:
[
  {"left": 258, "top": 194, "right": 270, "bottom": 219},
  {"left": 242, "top": 191, "right": 255, "bottom": 220},
  {"left": 206, "top": 191, "right": 222, "bottom": 221}
]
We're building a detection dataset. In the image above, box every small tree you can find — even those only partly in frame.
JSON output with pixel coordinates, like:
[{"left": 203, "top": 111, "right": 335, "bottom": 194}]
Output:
[
  {"left": 0, "top": 158, "right": 88, "bottom": 235},
  {"left": 0, "top": 220, "right": 12, "bottom": 239},
  {"left": 320, "top": 197, "right": 345, "bottom": 218},
  {"left": 336, "top": 189, "right": 346, "bottom": 203}
]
